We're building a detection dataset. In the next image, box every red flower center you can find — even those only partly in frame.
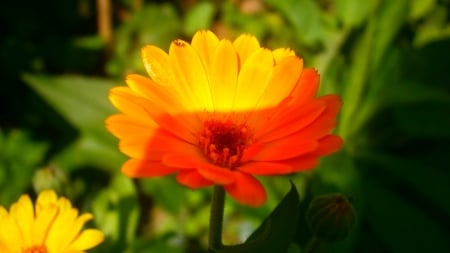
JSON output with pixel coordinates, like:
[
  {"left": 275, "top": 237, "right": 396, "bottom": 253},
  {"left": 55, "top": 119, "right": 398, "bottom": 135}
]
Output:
[
  {"left": 198, "top": 119, "right": 250, "bottom": 169},
  {"left": 23, "top": 245, "right": 48, "bottom": 253}
]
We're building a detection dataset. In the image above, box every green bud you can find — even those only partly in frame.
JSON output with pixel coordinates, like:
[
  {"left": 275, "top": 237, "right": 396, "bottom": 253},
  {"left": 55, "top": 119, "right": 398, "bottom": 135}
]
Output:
[
  {"left": 306, "top": 194, "right": 356, "bottom": 242},
  {"left": 32, "top": 165, "right": 67, "bottom": 194}
]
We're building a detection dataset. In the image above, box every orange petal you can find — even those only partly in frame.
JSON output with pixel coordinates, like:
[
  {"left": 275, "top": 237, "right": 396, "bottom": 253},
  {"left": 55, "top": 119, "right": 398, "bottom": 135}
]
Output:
[
  {"left": 176, "top": 170, "right": 214, "bottom": 189},
  {"left": 210, "top": 39, "right": 239, "bottom": 112},
  {"left": 141, "top": 45, "right": 173, "bottom": 86},
  {"left": 254, "top": 99, "right": 326, "bottom": 143},
  {"left": 234, "top": 48, "right": 274, "bottom": 111},
  {"left": 233, "top": 33, "right": 261, "bottom": 66},
  {"left": 224, "top": 171, "right": 266, "bottom": 207},
  {"left": 312, "top": 135, "right": 343, "bottom": 156},
  {"left": 238, "top": 162, "right": 293, "bottom": 175},
  {"left": 106, "top": 114, "right": 157, "bottom": 139},
  {"left": 290, "top": 68, "right": 320, "bottom": 104},
  {"left": 241, "top": 143, "right": 265, "bottom": 162},
  {"left": 126, "top": 74, "right": 185, "bottom": 112},
  {"left": 163, "top": 153, "right": 236, "bottom": 184},
  {"left": 169, "top": 39, "right": 213, "bottom": 111},
  {"left": 252, "top": 139, "right": 318, "bottom": 161},
  {"left": 281, "top": 156, "right": 319, "bottom": 172},
  {"left": 109, "top": 87, "right": 151, "bottom": 119},
  {"left": 122, "top": 159, "right": 177, "bottom": 177},
  {"left": 119, "top": 130, "right": 194, "bottom": 159}
]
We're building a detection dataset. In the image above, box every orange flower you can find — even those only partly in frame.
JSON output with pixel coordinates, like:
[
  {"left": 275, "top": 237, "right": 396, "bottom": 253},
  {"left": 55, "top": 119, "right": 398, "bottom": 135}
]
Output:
[{"left": 106, "top": 30, "right": 342, "bottom": 207}]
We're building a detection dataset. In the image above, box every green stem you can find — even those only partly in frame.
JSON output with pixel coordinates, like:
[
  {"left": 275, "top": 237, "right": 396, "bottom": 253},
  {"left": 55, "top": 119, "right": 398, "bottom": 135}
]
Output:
[
  {"left": 305, "top": 237, "right": 326, "bottom": 253},
  {"left": 209, "top": 186, "right": 226, "bottom": 251}
]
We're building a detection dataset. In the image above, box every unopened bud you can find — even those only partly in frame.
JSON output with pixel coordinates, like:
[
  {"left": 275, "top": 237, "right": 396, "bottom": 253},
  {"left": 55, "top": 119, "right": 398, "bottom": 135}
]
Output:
[
  {"left": 306, "top": 194, "right": 356, "bottom": 242},
  {"left": 32, "top": 165, "right": 67, "bottom": 194}
]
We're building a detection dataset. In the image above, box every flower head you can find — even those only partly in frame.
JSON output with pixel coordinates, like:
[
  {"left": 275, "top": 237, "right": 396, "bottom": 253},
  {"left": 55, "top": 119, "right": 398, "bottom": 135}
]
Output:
[
  {"left": 106, "top": 30, "right": 342, "bottom": 207},
  {"left": 0, "top": 190, "right": 104, "bottom": 253}
]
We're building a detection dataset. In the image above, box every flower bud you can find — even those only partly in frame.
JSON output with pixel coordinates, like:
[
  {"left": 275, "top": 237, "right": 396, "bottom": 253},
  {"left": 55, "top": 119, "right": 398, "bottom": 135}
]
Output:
[
  {"left": 32, "top": 165, "right": 67, "bottom": 193},
  {"left": 306, "top": 194, "right": 356, "bottom": 242}
]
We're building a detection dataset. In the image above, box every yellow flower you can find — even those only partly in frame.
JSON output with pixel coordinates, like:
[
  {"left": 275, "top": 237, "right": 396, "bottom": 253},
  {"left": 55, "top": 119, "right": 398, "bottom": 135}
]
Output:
[{"left": 0, "top": 190, "right": 104, "bottom": 253}]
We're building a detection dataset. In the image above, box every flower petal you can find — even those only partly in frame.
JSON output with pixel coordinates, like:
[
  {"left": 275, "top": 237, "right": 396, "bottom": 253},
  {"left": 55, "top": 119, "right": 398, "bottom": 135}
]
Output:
[
  {"left": 233, "top": 33, "right": 261, "bottom": 65},
  {"left": 255, "top": 99, "right": 326, "bottom": 142},
  {"left": 224, "top": 171, "right": 266, "bottom": 207},
  {"left": 210, "top": 39, "right": 239, "bottom": 112},
  {"left": 238, "top": 162, "right": 293, "bottom": 175},
  {"left": 118, "top": 129, "right": 194, "bottom": 159},
  {"left": 176, "top": 170, "right": 214, "bottom": 189},
  {"left": 234, "top": 48, "right": 274, "bottom": 112},
  {"left": 252, "top": 139, "right": 318, "bottom": 161},
  {"left": 67, "top": 229, "right": 104, "bottom": 251},
  {"left": 191, "top": 30, "right": 220, "bottom": 78},
  {"left": 122, "top": 159, "right": 178, "bottom": 177},
  {"left": 10, "top": 195, "right": 34, "bottom": 246},
  {"left": 106, "top": 114, "right": 157, "bottom": 139},
  {"left": 312, "top": 135, "right": 343, "bottom": 156},
  {"left": 163, "top": 152, "right": 236, "bottom": 184},
  {"left": 255, "top": 56, "right": 303, "bottom": 109},
  {"left": 141, "top": 45, "right": 173, "bottom": 86},
  {"left": 291, "top": 68, "right": 320, "bottom": 104},
  {"left": 169, "top": 39, "right": 213, "bottom": 111}
]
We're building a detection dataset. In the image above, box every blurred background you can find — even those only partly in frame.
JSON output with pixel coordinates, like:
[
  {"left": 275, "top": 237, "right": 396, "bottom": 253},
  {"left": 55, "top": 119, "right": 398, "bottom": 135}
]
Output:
[{"left": 1, "top": 0, "right": 449, "bottom": 252}]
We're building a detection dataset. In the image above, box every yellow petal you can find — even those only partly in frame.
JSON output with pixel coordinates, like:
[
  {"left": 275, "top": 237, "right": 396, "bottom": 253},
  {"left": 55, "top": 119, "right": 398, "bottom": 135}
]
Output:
[
  {"left": 10, "top": 195, "right": 34, "bottom": 246},
  {"left": 272, "top": 48, "right": 295, "bottom": 63},
  {"left": 169, "top": 39, "right": 213, "bottom": 112},
  {"left": 68, "top": 229, "right": 104, "bottom": 251},
  {"left": 191, "top": 30, "right": 220, "bottom": 78},
  {"left": 233, "top": 33, "right": 261, "bottom": 66},
  {"left": 210, "top": 39, "right": 239, "bottom": 112},
  {"left": 141, "top": 45, "right": 173, "bottom": 86},
  {"left": 233, "top": 48, "right": 274, "bottom": 112},
  {"left": 255, "top": 56, "right": 303, "bottom": 109}
]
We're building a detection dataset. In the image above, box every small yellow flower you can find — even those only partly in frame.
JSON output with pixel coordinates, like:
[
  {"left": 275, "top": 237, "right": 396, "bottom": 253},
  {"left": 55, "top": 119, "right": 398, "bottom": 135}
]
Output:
[{"left": 0, "top": 189, "right": 104, "bottom": 253}]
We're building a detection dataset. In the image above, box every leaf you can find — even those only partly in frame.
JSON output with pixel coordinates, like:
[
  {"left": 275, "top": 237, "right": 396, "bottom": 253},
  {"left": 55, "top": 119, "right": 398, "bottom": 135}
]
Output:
[
  {"left": 265, "top": 0, "right": 323, "bottom": 46},
  {"left": 0, "top": 129, "right": 48, "bottom": 206},
  {"left": 183, "top": 1, "right": 215, "bottom": 36},
  {"left": 92, "top": 174, "right": 140, "bottom": 251},
  {"left": 335, "top": 0, "right": 377, "bottom": 27},
  {"left": 364, "top": 178, "right": 450, "bottom": 252},
  {"left": 23, "top": 74, "right": 124, "bottom": 171},
  {"left": 217, "top": 182, "right": 300, "bottom": 253}
]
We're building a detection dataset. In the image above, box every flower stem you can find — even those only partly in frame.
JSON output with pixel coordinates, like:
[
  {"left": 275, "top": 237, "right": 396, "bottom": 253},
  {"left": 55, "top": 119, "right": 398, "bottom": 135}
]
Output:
[{"left": 209, "top": 186, "right": 225, "bottom": 251}]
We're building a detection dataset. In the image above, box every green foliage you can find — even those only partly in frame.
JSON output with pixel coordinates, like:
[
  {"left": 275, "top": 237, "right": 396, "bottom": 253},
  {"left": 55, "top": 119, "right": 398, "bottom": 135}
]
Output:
[{"left": 1, "top": 0, "right": 450, "bottom": 252}]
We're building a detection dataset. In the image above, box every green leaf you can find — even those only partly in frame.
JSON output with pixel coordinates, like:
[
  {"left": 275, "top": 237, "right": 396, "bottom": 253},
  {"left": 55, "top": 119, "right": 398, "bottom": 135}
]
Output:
[
  {"left": 23, "top": 74, "right": 124, "bottom": 171},
  {"left": 335, "top": 0, "right": 377, "bottom": 27},
  {"left": 92, "top": 174, "right": 140, "bottom": 251},
  {"left": 218, "top": 182, "right": 300, "bottom": 253},
  {"left": 0, "top": 129, "right": 48, "bottom": 206},
  {"left": 265, "top": 0, "right": 323, "bottom": 46},
  {"left": 183, "top": 1, "right": 215, "bottom": 36},
  {"left": 364, "top": 178, "right": 450, "bottom": 252}
]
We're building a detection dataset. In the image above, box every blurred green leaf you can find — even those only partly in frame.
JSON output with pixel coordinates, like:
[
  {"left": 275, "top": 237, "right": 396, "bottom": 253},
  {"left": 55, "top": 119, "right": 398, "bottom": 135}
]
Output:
[
  {"left": 218, "top": 182, "right": 300, "bottom": 253},
  {"left": 335, "top": 0, "right": 377, "bottom": 27},
  {"left": 409, "top": 0, "right": 436, "bottom": 21},
  {"left": 364, "top": 178, "right": 450, "bottom": 252},
  {"left": 23, "top": 74, "right": 124, "bottom": 171},
  {"left": 92, "top": 173, "right": 140, "bottom": 252},
  {"left": 0, "top": 129, "right": 48, "bottom": 206},
  {"left": 183, "top": 1, "right": 215, "bottom": 36},
  {"left": 265, "top": 0, "right": 323, "bottom": 46}
]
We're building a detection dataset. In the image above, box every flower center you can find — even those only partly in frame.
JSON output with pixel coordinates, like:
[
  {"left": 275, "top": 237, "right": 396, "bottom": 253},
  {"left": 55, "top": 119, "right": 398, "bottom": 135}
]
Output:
[
  {"left": 22, "top": 245, "right": 48, "bottom": 253},
  {"left": 198, "top": 119, "right": 250, "bottom": 169}
]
